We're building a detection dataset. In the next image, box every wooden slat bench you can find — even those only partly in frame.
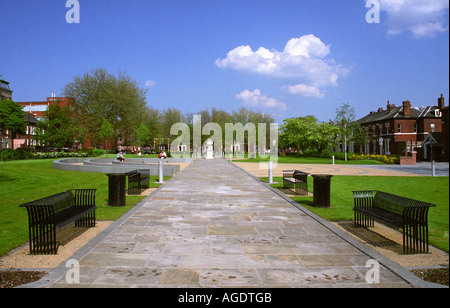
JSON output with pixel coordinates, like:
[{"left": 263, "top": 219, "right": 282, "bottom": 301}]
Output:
[
  {"left": 20, "top": 189, "right": 97, "bottom": 255},
  {"left": 282, "top": 170, "right": 309, "bottom": 195},
  {"left": 352, "top": 190, "right": 435, "bottom": 254}
]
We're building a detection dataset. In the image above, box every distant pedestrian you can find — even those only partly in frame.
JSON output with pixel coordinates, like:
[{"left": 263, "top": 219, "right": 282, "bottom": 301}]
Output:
[
  {"left": 158, "top": 150, "right": 167, "bottom": 159},
  {"left": 117, "top": 151, "right": 125, "bottom": 162}
]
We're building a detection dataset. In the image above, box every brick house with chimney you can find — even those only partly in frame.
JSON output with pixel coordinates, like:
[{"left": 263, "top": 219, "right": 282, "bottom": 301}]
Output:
[{"left": 355, "top": 94, "right": 448, "bottom": 162}]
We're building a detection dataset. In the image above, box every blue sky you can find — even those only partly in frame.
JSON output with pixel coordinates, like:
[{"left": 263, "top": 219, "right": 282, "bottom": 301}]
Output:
[{"left": 1, "top": 0, "right": 449, "bottom": 123}]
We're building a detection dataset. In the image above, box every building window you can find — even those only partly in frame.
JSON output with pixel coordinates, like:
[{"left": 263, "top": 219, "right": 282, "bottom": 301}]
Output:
[
  {"left": 397, "top": 124, "right": 402, "bottom": 133},
  {"left": 384, "top": 139, "right": 391, "bottom": 155},
  {"left": 414, "top": 123, "right": 417, "bottom": 133},
  {"left": 430, "top": 123, "right": 436, "bottom": 132}
]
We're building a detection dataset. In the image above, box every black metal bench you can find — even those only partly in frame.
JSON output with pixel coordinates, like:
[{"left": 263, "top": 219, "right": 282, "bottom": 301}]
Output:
[
  {"left": 352, "top": 190, "right": 435, "bottom": 254},
  {"left": 20, "top": 189, "right": 97, "bottom": 255},
  {"left": 282, "top": 170, "right": 309, "bottom": 195},
  {"left": 126, "top": 170, "right": 151, "bottom": 195}
]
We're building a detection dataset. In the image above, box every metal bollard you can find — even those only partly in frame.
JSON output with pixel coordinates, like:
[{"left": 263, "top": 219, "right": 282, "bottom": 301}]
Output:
[
  {"left": 269, "top": 160, "right": 273, "bottom": 184},
  {"left": 158, "top": 160, "right": 164, "bottom": 183}
]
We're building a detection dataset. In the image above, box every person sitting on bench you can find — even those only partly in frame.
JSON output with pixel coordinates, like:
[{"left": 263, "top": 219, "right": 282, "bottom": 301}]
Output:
[
  {"left": 159, "top": 150, "right": 167, "bottom": 159},
  {"left": 117, "top": 151, "right": 125, "bottom": 162}
]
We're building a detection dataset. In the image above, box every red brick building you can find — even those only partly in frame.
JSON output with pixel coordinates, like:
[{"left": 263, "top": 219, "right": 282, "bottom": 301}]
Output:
[
  {"left": 1, "top": 81, "right": 40, "bottom": 149},
  {"left": 18, "top": 96, "right": 74, "bottom": 121},
  {"left": 355, "top": 95, "right": 448, "bottom": 161},
  {"left": 0, "top": 80, "right": 13, "bottom": 101}
]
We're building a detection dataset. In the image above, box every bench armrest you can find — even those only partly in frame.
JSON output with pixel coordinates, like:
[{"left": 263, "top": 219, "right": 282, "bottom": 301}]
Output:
[
  {"left": 352, "top": 190, "right": 374, "bottom": 209},
  {"left": 72, "top": 189, "right": 96, "bottom": 207}
]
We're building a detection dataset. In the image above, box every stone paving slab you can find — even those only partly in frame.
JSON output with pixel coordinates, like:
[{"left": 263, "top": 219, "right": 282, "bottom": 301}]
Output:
[{"left": 39, "top": 158, "right": 421, "bottom": 288}]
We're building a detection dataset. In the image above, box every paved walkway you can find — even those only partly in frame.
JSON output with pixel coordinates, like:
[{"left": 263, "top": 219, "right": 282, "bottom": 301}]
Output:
[
  {"left": 34, "top": 159, "right": 429, "bottom": 288},
  {"left": 234, "top": 161, "right": 449, "bottom": 177}
]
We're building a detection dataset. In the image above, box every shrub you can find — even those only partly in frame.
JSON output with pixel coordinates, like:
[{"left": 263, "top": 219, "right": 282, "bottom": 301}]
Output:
[
  {"left": 31, "top": 151, "right": 88, "bottom": 159},
  {"left": 349, "top": 153, "right": 399, "bottom": 164},
  {"left": 0, "top": 149, "right": 34, "bottom": 161},
  {"left": 91, "top": 149, "right": 106, "bottom": 157}
]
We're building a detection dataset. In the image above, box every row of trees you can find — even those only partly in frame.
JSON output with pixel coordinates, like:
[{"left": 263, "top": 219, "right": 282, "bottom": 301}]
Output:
[
  {"left": 34, "top": 68, "right": 275, "bottom": 150},
  {"left": 279, "top": 103, "right": 368, "bottom": 160},
  {"left": 2, "top": 69, "right": 367, "bottom": 157}
]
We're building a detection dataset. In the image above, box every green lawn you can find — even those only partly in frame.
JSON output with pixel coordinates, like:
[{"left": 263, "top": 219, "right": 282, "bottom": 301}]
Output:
[
  {"left": 235, "top": 156, "right": 386, "bottom": 165},
  {"left": 263, "top": 176, "right": 449, "bottom": 252},
  {"left": 0, "top": 159, "right": 166, "bottom": 257}
]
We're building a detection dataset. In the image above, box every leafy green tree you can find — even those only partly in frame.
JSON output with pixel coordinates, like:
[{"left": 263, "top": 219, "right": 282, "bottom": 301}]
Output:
[
  {"left": 313, "top": 122, "right": 339, "bottom": 153},
  {"left": 334, "top": 103, "right": 356, "bottom": 161},
  {"left": 161, "top": 107, "right": 182, "bottom": 148},
  {"left": 35, "top": 100, "right": 83, "bottom": 148},
  {"left": 280, "top": 116, "right": 338, "bottom": 154},
  {"left": 280, "top": 116, "right": 318, "bottom": 152},
  {"left": 351, "top": 124, "right": 370, "bottom": 154},
  {"left": 98, "top": 119, "right": 114, "bottom": 151},
  {"left": 136, "top": 123, "right": 151, "bottom": 147},
  {"left": 62, "top": 68, "right": 147, "bottom": 148},
  {"left": 142, "top": 106, "right": 162, "bottom": 150},
  {"left": 0, "top": 100, "right": 26, "bottom": 149}
]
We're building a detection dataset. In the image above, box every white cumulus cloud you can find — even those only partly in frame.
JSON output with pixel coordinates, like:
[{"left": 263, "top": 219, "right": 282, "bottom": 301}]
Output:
[
  {"left": 282, "top": 84, "right": 325, "bottom": 98},
  {"left": 216, "top": 34, "right": 349, "bottom": 88},
  {"left": 379, "top": 0, "right": 449, "bottom": 37},
  {"left": 235, "top": 89, "right": 287, "bottom": 110}
]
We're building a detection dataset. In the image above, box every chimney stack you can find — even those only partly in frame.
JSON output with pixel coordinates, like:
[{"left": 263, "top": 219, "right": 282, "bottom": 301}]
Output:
[
  {"left": 403, "top": 100, "right": 411, "bottom": 117},
  {"left": 387, "top": 101, "right": 396, "bottom": 111},
  {"left": 438, "top": 94, "right": 445, "bottom": 110}
]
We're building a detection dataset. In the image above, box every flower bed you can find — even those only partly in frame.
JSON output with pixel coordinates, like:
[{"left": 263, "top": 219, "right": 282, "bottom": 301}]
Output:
[{"left": 349, "top": 154, "right": 399, "bottom": 164}]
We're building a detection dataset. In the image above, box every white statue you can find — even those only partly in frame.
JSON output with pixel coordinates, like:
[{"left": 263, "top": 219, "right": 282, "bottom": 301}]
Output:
[{"left": 205, "top": 139, "right": 214, "bottom": 160}]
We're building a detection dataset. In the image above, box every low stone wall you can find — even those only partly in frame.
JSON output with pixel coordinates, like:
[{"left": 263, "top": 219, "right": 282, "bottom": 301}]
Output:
[{"left": 52, "top": 157, "right": 191, "bottom": 176}]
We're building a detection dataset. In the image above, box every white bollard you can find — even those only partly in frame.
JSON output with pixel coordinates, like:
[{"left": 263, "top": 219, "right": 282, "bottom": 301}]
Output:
[
  {"left": 332, "top": 156, "right": 335, "bottom": 165},
  {"left": 432, "top": 160, "right": 435, "bottom": 177},
  {"left": 158, "top": 160, "right": 164, "bottom": 183},
  {"left": 269, "top": 160, "right": 273, "bottom": 184}
]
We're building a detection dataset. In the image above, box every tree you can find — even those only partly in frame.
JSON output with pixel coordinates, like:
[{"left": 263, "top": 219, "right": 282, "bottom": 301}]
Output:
[
  {"left": 142, "top": 106, "right": 162, "bottom": 150},
  {"left": 35, "top": 100, "right": 84, "bottom": 148},
  {"left": 136, "top": 123, "right": 151, "bottom": 147},
  {"left": 334, "top": 103, "right": 356, "bottom": 161},
  {"left": 229, "top": 107, "right": 274, "bottom": 154},
  {"left": 0, "top": 100, "right": 26, "bottom": 149},
  {"left": 280, "top": 116, "right": 338, "bottom": 154},
  {"left": 62, "top": 68, "right": 147, "bottom": 148},
  {"left": 351, "top": 124, "right": 370, "bottom": 154},
  {"left": 280, "top": 116, "right": 318, "bottom": 152},
  {"left": 98, "top": 119, "right": 114, "bottom": 151},
  {"left": 313, "top": 122, "right": 339, "bottom": 153},
  {"left": 161, "top": 107, "right": 182, "bottom": 149}
]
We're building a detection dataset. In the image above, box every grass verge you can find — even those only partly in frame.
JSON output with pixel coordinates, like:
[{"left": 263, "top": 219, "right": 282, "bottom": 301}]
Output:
[
  {"left": 0, "top": 159, "right": 166, "bottom": 257},
  {"left": 263, "top": 176, "right": 449, "bottom": 253}
]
